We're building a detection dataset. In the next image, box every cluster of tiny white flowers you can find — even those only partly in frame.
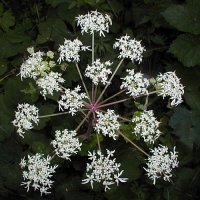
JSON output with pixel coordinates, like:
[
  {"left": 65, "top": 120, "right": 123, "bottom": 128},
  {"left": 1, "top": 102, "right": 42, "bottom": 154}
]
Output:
[
  {"left": 85, "top": 59, "right": 112, "bottom": 85},
  {"left": 82, "top": 150, "right": 127, "bottom": 191},
  {"left": 51, "top": 129, "right": 82, "bottom": 160},
  {"left": 20, "top": 49, "right": 45, "bottom": 80},
  {"left": 76, "top": 10, "right": 112, "bottom": 36},
  {"left": 156, "top": 72, "right": 184, "bottom": 106},
  {"left": 95, "top": 109, "right": 120, "bottom": 140},
  {"left": 58, "top": 85, "right": 88, "bottom": 115},
  {"left": 121, "top": 69, "right": 149, "bottom": 97},
  {"left": 12, "top": 103, "right": 39, "bottom": 137},
  {"left": 132, "top": 110, "right": 161, "bottom": 144},
  {"left": 58, "top": 39, "right": 90, "bottom": 63},
  {"left": 36, "top": 72, "right": 65, "bottom": 98},
  {"left": 20, "top": 153, "right": 58, "bottom": 195},
  {"left": 144, "top": 145, "right": 178, "bottom": 184},
  {"left": 113, "top": 35, "right": 145, "bottom": 63}
]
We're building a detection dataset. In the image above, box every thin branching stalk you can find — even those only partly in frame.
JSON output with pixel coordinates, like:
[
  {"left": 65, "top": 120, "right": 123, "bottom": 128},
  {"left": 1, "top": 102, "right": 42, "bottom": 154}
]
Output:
[
  {"left": 96, "top": 59, "right": 124, "bottom": 104},
  {"left": 98, "top": 98, "right": 131, "bottom": 108},
  {"left": 39, "top": 112, "right": 69, "bottom": 118},
  {"left": 75, "top": 111, "right": 91, "bottom": 132},
  {"left": 117, "top": 130, "right": 150, "bottom": 157}
]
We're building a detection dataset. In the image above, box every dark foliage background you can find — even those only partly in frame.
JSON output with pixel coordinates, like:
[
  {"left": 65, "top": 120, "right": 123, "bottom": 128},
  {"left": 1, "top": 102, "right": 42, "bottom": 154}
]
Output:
[{"left": 0, "top": 0, "right": 200, "bottom": 199}]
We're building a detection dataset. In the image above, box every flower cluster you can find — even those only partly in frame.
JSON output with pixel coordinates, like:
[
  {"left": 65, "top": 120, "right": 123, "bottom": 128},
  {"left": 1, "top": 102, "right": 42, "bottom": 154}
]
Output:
[
  {"left": 12, "top": 103, "right": 39, "bottom": 137},
  {"left": 132, "top": 110, "right": 161, "bottom": 144},
  {"left": 156, "top": 72, "right": 184, "bottom": 106},
  {"left": 82, "top": 150, "right": 127, "bottom": 191},
  {"left": 121, "top": 69, "right": 149, "bottom": 97},
  {"left": 20, "top": 48, "right": 56, "bottom": 80},
  {"left": 113, "top": 35, "right": 145, "bottom": 63},
  {"left": 20, "top": 154, "right": 58, "bottom": 195},
  {"left": 51, "top": 129, "right": 82, "bottom": 160},
  {"left": 85, "top": 59, "right": 112, "bottom": 85},
  {"left": 58, "top": 39, "right": 90, "bottom": 63},
  {"left": 95, "top": 109, "right": 120, "bottom": 140},
  {"left": 58, "top": 85, "right": 88, "bottom": 115},
  {"left": 36, "top": 72, "right": 65, "bottom": 98},
  {"left": 76, "top": 10, "right": 112, "bottom": 36},
  {"left": 144, "top": 145, "right": 178, "bottom": 184}
]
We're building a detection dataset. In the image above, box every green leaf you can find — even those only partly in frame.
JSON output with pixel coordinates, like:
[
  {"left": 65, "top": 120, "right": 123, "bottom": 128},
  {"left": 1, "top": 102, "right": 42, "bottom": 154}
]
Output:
[
  {"left": 162, "top": 0, "right": 200, "bottom": 34},
  {"left": 0, "top": 10, "right": 15, "bottom": 32},
  {"left": 169, "top": 106, "right": 200, "bottom": 149},
  {"left": 169, "top": 34, "right": 200, "bottom": 67}
]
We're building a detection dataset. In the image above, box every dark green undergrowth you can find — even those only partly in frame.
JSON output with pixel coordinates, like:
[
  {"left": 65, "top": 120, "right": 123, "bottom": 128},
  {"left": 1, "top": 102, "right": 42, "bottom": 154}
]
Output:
[{"left": 0, "top": 0, "right": 200, "bottom": 199}]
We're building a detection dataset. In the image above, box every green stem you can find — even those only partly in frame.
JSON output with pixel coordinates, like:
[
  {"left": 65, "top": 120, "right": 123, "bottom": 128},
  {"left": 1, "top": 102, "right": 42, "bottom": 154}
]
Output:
[
  {"left": 118, "top": 130, "right": 150, "bottom": 157},
  {"left": 96, "top": 59, "right": 124, "bottom": 104},
  {"left": 96, "top": 134, "right": 101, "bottom": 151},
  {"left": 39, "top": 112, "right": 68, "bottom": 118}
]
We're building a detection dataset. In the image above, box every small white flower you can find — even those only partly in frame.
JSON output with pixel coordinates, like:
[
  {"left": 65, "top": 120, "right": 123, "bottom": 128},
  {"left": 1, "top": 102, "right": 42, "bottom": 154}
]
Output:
[
  {"left": 47, "top": 51, "right": 54, "bottom": 59},
  {"left": 85, "top": 59, "right": 112, "bottom": 85},
  {"left": 12, "top": 103, "right": 39, "bottom": 138},
  {"left": 82, "top": 149, "right": 127, "bottom": 191},
  {"left": 20, "top": 153, "right": 58, "bottom": 195},
  {"left": 58, "top": 39, "right": 90, "bottom": 63},
  {"left": 113, "top": 35, "right": 145, "bottom": 63},
  {"left": 132, "top": 110, "right": 161, "bottom": 144},
  {"left": 36, "top": 72, "right": 65, "bottom": 98},
  {"left": 58, "top": 85, "right": 88, "bottom": 115},
  {"left": 76, "top": 10, "right": 112, "bottom": 36},
  {"left": 144, "top": 145, "right": 178, "bottom": 184},
  {"left": 51, "top": 129, "right": 82, "bottom": 160},
  {"left": 121, "top": 69, "right": 149, "bottom": 97},
  {"left": 95, "top": 109, "right": 120, "bottom": 140},
  {"left": 156, "top": 71, "right": 184, "bottom": 106}
]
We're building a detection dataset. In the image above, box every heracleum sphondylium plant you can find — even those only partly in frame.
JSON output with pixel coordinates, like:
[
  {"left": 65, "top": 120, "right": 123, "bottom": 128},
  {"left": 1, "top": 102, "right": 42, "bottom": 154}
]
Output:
[{"left": 12, "top": 10, "right": 185, "bottom": 195}]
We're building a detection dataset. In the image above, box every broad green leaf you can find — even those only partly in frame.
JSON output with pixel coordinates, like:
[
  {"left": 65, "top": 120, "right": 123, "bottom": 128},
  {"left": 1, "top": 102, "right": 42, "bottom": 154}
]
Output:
[
  {"left": 162, "top": 0, "right": 200, "bottom": 34},
  {"left": 169, "top": 34, "right": 200, "bottom": 67},
  {"left": 0, "top": 10, "right": 15, "bottom": 32},
  {"left": 169, "top": 106, "right": 200, "bottom": 149}
]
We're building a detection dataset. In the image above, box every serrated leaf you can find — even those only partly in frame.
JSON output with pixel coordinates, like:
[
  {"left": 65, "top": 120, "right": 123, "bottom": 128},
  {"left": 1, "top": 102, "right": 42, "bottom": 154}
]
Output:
[
  {"left": 169, "top": 34, "right": 200, "bottom": 67},
  {"left": 162, "top": 0, "right": 200, "bottom": 34},
  {"left": 0, "top": 10, "right": 15, "bottom": 32}
]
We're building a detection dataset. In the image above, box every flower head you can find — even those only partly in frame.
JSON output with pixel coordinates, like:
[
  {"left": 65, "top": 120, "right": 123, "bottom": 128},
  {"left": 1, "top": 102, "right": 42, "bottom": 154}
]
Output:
[
  {"left": 51, "top": 129, "right": 82, "bottom": 160},
  {"left": 36, "top": 72, "right": 65, "bottom": 98},
  {"left": 20, "top": 153, "right": 58, "bottom": 195},
  {"left": 19, "top": 48, "right": 55, "bottom": 80},
  {"left": 95, "top": 109, "right": 120, "bottom": 140},
  {"left": 121, "top": 69, "right": 149, "bottom": 97},
  {"left": 76, "top": 10, "right": 112, "bottom": 36},
  {"left": 12, "top": 103, "right": 39, "bottom": 137},
  {"left": 132, "top": 110, "right": 161, "bottom": 144},
  {"left": 85, "top": 59, "right": 112, "bottom": 85},
  {"left": 113, "top": 35, "right": 145, "bottom": 63},
  {"left": 144, "top": 145, "right": 178, "bottom": 184},
  {"left": 58, "top": 85, "right": 88, "bottom": 115},
  {"left": 82, "top": 149, "right": 127, "bottom": 191},
  {"left": 156, "top": 72, "right": 184, "bottom": 106},
  {"left": 58, "top": 39, "right": 90, "bottom": 63}
]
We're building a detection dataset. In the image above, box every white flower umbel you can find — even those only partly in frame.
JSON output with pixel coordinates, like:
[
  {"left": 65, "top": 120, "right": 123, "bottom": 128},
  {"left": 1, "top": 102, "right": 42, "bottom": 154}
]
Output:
[
  {"left": 58, "top": 85, "right": 88, "bottom": 115},
  {"left": 121, "top": 69, "right": 149, "bottom": 97},
  {"left": 76, "top": 10, "right": 112, "bottom": 36},
  {"left": 82, "top": 149, "right": 127, "bottom": 191},
  {"left": 12, "top": 103, "right": 39, "bottom": 137},
  {"left": 85, "top": 59, "right": 112, "bottom": 85},
  {"left": 19, "top": 48, "right": 56, "bottom": 80},
  {"left": 156, "top": 72, "right": 184, "bottom": 106},
  {"left": 132, "top": 110, "right": 161, "bottom": 144},
  {"left": 51, "top": 129, "right": 82, "bottom": 160},
  {"left": 58, "top": 39, "right": 90, "bottom": 63},
  {"left": 95, "top": 109, "right": 120, "bottom": 140},
  {"left": 144, "top": 145, "right": 178, "bottom": 184},
  {"left": 20, "top": 153, "right": 58, "bottom": 195},
  {"left": 113, "top": 35, "right": 145, "bottom": 63},
  {"left": 36, "top": 72, "right": 65, "bottom": 98}
]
